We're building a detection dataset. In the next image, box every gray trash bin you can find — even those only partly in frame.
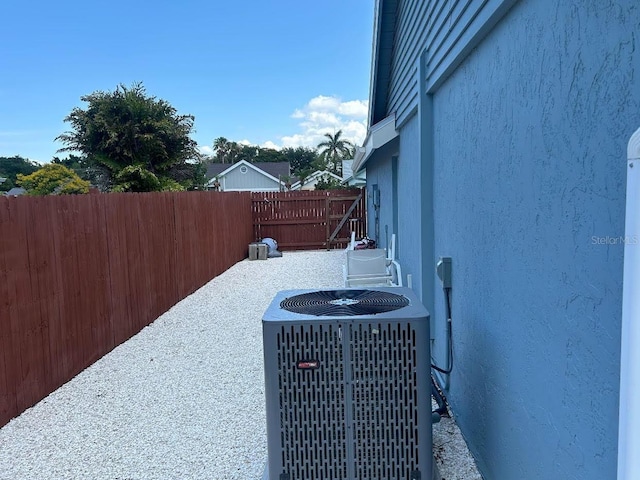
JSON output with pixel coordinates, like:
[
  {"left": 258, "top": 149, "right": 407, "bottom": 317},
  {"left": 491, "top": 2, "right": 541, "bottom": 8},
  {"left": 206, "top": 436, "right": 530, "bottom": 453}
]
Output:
[{"left": 249, "top": 242, "right": 268, "bottom": 260}]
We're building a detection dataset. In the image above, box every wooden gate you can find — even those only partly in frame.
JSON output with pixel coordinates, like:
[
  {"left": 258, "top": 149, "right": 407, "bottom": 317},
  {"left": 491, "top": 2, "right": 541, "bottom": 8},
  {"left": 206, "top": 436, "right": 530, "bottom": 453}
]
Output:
[{"left": 251, "top": 189, "right": 367, "bottom": 250}]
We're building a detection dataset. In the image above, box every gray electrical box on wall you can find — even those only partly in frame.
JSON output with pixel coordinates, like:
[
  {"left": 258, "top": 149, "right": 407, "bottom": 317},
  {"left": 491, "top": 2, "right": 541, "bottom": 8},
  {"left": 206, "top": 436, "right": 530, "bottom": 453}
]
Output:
[{"left": 436, "top": 257, "right": 452, "bottom": 288}]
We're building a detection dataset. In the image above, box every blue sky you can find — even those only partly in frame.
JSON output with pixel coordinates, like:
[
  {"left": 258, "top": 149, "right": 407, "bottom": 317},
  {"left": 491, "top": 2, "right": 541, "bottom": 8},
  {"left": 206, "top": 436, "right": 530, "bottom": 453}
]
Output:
[{"left": 1, "top": 0, "right": 375, "bottom": 163}]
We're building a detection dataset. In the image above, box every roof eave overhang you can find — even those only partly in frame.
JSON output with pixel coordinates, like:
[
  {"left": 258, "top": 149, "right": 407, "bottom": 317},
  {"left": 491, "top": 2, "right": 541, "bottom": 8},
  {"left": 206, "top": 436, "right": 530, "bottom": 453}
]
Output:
[
  {"left": 353, "top": 113, "right": 398, "bottom": 173},
  {"left": 368, "top": 0, "right": 398, "bottom": 127}
]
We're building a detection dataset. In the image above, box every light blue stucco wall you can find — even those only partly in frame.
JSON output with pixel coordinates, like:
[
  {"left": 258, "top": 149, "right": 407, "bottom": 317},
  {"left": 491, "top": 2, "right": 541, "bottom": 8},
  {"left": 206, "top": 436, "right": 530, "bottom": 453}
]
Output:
[
  {"left": 364, "top": 152, "right": 394, "bottom": 248},
  {"left": 366, "top": 0, "right": 640, "bottom": 478},
  {"left": 365, "top": 124, "right": 424, "bottom": 299},
  {"left": 395, "top": 115, "right": 423, "bottom": 300},
  {"left": 428, "top": 1, "right": 639, "bottom": 478}
]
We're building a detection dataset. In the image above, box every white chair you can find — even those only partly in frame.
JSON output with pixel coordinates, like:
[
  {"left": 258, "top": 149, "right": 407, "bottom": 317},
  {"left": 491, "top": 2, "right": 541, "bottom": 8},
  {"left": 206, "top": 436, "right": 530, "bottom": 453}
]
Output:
[
  {"left": 347, "top": 231, "right": 357, "bottom": 251},
  {"left": 343, "top": 234, "right": 403, "bottom": 287}
]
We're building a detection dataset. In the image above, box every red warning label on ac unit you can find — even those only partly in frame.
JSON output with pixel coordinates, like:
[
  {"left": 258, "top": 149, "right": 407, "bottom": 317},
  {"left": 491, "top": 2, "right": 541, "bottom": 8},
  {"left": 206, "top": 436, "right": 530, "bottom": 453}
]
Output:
[{"left": 296, "top": 360, "right": 320, "bottom": 369}]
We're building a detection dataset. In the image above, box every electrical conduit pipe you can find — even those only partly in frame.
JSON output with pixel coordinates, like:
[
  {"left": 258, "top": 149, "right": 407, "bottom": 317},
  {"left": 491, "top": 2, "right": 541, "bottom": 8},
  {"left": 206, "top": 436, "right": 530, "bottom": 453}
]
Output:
[{"left": 618, "top": 126, "right": 640, "bottom": 480}]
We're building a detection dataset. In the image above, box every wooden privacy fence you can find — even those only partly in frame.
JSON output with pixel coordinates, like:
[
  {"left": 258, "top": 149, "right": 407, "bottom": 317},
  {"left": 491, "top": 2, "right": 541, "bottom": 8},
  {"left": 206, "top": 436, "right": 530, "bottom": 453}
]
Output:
[
  {"left": 0, "top": 191, "right": 253, "bottom": 428},
  {"left": 252, "top": 189, "right": 367, "bottom": 250}
]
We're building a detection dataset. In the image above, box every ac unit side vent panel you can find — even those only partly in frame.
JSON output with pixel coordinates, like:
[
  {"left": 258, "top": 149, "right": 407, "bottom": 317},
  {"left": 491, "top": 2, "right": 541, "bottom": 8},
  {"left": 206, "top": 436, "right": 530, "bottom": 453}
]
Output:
[{"left": 350, "top": 322, "right": 420, "bottom": 479}]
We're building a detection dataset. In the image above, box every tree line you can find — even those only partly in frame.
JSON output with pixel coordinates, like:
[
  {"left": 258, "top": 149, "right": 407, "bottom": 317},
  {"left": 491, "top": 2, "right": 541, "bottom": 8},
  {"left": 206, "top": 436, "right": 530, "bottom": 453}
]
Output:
[
  {"left": 1, "top": 83, "right": 357, "bottom": 195},
  {"left": 209, "top": 131, "right": 354, "bottom": 188}
]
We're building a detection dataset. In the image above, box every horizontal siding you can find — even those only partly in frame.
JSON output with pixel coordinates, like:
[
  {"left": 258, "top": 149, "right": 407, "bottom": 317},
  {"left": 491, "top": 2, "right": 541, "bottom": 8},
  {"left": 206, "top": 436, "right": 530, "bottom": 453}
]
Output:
[
  {"left": 425, "top": 0, "right": 520, "bottom": 91},
  {"left": 387, "top": 0, "right": 428, "bottom": 125},
  {"left": 386, "top": 0, "right": 517, "bottom": 125},
  {"left": 224, "top": 167, "right": 280, "bottom": 191},
  {"left": 371, "top": 0, "right": 399, "bottom": 124}
]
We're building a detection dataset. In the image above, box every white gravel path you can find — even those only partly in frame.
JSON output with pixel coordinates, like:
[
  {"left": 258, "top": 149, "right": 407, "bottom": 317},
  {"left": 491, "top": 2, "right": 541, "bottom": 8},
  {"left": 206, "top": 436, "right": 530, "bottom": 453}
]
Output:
[
  {"left": 0, "top": 249, "right": 481, "bottom": 480},
  {"left": 0, "top": 250, "right": 345, "bottom": 480}
]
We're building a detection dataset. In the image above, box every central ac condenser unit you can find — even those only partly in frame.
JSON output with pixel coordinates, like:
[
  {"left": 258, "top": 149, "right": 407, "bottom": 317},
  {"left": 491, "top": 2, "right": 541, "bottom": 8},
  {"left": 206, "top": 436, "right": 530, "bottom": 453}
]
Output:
[{"left": 262, "top": 287, "right": 431, "bottom": 480}]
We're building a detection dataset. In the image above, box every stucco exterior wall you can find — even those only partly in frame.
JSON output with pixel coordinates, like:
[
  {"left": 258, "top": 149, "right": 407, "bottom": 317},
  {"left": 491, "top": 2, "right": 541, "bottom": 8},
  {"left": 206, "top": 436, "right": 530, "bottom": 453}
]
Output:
[
  {"left": 396, "top": 114, "right": 424, "bottom": 299},
  {"left": 363, "top": 126, "right": 425, "bottom": 299},
  {"left": 429, "top": 1, "right": 639, "bottom": 478},
  {"left": 363, "top": 155, "right": 393, "bottom": 248}
]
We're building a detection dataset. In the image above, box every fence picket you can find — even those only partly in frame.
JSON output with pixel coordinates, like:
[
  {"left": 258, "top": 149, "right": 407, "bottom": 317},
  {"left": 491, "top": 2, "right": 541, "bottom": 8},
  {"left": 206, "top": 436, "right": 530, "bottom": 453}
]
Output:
[
  {"left": 251, "top": 189, "right": 366, "bottom": 250},
  {"left": 0, "top": 188, "right": 366, "bottom": 428},
  {"left": 0, "top": 191, "right": 253, "bottom": 427}
]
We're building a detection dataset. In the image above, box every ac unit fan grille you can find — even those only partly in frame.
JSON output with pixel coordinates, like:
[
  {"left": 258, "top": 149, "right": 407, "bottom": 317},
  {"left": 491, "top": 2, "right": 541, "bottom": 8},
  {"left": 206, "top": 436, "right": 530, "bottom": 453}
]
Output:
[{"left": 279, "top": 289, "right": 410, "bottom": 316}]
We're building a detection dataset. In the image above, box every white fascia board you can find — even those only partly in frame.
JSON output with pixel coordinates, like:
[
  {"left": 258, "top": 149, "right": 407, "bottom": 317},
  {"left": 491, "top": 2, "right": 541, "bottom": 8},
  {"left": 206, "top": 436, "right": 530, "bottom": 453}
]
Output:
[
  {"left": 352, "top": 113, "right": 398, "bottom": 173},
  {"left": 218, "top": 160, "right": 285, "bottom": 186},
  {"left": 325, "top": 171, "right": 343, "bottom": 181},
  {"left": 354, "top": 147, "right": 366, "bottom": 170},
  {"left": 291, "top": 170, "right": 342, "bottom": 190},
  {"left": 216, "top": 161, "right": 245, "bottom": 177},
  {"left": 223, "top": 187, "right": 281, "bottom": 192},
  {"left": 309, "top": 170, "right": 342, "bottom": 182}
]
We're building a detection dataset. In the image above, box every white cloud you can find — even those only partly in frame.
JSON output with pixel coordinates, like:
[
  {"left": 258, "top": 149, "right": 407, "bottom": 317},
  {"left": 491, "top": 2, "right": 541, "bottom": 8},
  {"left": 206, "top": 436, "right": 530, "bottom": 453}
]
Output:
[
  {"left": 338, "top": 100, "right": 368, "bottom": 117},
  {"left": 307, "top": 95, "right": 341, "bottom": 112},
  {"left": 278, "top": 95, "right": 369, "bottom": 150},
  {"left": 261, "top": 141, "right": 281, "bottom": 150},
  {"left": 199, "top": 145, "right": 214, "bottom": 156},
  {"left": 199, "top": 95, "right": 369, "bottom": 156}
]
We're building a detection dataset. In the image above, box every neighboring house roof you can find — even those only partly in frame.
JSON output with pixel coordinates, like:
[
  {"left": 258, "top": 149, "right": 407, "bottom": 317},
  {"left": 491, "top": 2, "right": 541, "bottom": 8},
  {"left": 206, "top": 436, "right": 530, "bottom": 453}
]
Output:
[
  {"left": 4, "top": 187, "right": 26, "bottom": 196},
  {"left": 206, "top": 161, "right": 290, "bottom": 181},
  {"left": 205, "top": 160, "right": 289, "bottom": 191},
  {"left": 290, "top": 170, "right": 343, "bottom": 190}
]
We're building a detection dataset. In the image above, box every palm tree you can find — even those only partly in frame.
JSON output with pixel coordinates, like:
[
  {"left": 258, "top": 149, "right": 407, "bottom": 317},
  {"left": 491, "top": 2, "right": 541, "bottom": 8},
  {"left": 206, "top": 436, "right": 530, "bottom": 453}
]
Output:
[
  {"left": 213, "top": 137, "right": 232, "bottom": 163},
  {"left": 317, "top": 130, "right": 354, "bottom": 176}
]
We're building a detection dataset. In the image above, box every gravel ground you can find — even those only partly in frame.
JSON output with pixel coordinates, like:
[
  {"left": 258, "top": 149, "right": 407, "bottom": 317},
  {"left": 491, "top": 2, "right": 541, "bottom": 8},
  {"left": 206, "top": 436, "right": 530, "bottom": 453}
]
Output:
[
  {"left": 0, "top": 249, "right": 481, "bottom": 480},
  {"left": 432, "top": 401, "right": 483, "bottom": 480}
]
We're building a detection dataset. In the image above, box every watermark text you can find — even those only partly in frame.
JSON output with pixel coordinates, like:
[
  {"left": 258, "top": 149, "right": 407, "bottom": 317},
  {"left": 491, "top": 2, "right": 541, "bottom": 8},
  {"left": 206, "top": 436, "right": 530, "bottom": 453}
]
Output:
[{"left": 591, "top": 235, "right": 639, "bottom": 246}]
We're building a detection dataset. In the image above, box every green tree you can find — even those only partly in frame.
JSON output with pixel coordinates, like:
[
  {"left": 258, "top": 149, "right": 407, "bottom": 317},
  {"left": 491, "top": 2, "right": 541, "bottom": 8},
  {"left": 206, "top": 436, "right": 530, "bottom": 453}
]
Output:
[
  {"left": 51, "top": 154, "right": 86, "bottom": 172},
  {"left": 296, "top": 169, "right": 313, "bottom": 188},
  {"left": 56, "top": 82, "right": 200, "bottom": 192},
  {"left": 17, "top": 164, "right": 90, "bottom": 195},
  {"left": 0, "top": 156, "right": 39, "bottom": 191},
  {"left": 111, "top": 165, "right": 162, "bottom": 192},
  {"left": 168, "top": 160, "right": 207, "bottom": 190},
  {"left": 281, "top": 146, "right": 320, "bottom": 175},
  {"left": 317, "top": 130, "right": 354, "bottom": 176},
  {"left": 52, "top": 154, "right": 113, "bottom": 192},
  {"left": 254, "top": 147, "right": 285, "bottom": 163},
  {"left": 212, "top": 137, "right": 241, "bottom": 164},
  {"left": 315, "top": 174, "right": 343, "bottom": 190},
  {"left": 211, "top": 137, "right": 287, "bottom": 164},
  {"left": 209, "top": 139, "right": 326, "bottom": 187}
]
